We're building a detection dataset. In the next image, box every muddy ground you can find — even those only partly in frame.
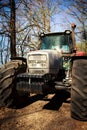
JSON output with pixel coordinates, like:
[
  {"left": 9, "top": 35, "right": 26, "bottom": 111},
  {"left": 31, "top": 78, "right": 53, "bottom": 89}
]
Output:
[{"left": 0, "top": 93, "right": 87, "bottom": 130}]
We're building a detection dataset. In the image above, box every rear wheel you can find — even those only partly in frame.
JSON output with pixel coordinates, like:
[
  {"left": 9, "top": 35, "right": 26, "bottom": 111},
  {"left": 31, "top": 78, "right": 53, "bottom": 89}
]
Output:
[
  {"left": 0, "top": 59, "right": 29, "bottom": 108},
  {"left": 71, "top": 57, "right": 87, "bottom": 121}
]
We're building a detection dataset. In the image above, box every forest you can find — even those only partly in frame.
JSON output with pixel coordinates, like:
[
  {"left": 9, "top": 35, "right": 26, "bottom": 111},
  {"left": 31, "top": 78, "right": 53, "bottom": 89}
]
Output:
[{"left": 0, "top": 0, "right": 87, "bottom": 65}]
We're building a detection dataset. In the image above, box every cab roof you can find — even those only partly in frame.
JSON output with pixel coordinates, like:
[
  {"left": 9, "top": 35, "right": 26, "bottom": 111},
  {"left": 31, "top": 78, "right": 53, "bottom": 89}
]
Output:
[{"left": 40, "top": 30, "right": 72, "bottom": 37}]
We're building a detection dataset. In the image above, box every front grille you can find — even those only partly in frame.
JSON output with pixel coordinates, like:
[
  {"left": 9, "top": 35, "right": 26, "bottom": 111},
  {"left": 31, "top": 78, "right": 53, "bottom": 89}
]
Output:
[
  {"left": 28, "top": 54, "right": 48, "bottom": 68},
  {"left": 29, "top": 69, "right": 47, "bottom": 75}
]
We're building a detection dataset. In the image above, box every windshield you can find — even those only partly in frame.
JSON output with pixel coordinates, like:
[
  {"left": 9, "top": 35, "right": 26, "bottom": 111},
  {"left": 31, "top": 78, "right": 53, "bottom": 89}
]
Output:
[{"left": 41, "top": 34, "right": 72, "bottom": 53}]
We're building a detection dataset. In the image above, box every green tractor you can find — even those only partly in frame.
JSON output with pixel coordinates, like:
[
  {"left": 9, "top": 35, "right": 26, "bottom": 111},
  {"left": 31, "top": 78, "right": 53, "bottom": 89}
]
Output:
[{"left": 0, "top": 24, "right": 87, "bottom": 121}]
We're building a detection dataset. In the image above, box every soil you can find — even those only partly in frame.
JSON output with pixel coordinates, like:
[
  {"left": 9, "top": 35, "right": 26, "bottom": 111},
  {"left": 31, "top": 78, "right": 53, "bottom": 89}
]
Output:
[{"left": 0, "top": 93, "right": 87, "bottom": 130}]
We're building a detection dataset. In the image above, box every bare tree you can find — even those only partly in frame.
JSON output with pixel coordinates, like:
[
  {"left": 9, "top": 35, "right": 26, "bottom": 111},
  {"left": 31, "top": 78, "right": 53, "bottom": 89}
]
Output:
[
  {"left": 0, "top": 0, "right": 17, "bottom": 62},
  {"left": 64, "top": 0, "right": 87, "bottom": 33},
  {"left": 15, "top": 0, "right": 61, "bottom": 55}
]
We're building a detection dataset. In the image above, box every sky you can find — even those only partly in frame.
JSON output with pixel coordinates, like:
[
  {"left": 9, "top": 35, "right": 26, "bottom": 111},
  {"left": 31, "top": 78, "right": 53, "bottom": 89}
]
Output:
[{"left": 51, "top": 14, "right": 73, "bottom": 32}]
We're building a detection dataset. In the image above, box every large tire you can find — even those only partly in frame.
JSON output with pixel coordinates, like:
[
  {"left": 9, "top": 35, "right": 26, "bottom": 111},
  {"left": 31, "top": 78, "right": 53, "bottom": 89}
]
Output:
[
  {"left": 0, "top": 59, "right": 27, "bottom": 107},
  {"left": 71, "top": 57, "right": 87, "bottom": 121}
]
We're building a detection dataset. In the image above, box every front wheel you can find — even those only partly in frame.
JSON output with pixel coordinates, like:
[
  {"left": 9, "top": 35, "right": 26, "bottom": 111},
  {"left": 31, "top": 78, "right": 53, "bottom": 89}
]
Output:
[
  {"left": 0, "top": 59, "right": 29, "bottom": 108},
  {"left": 71, "top": 57, "right": 87, "bottom": 121}
]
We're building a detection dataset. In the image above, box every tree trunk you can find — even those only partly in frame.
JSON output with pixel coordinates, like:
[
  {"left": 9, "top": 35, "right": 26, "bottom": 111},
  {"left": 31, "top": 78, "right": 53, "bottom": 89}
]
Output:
[{"left": 10, "top": 0, "right": 16, "bottom": 58}]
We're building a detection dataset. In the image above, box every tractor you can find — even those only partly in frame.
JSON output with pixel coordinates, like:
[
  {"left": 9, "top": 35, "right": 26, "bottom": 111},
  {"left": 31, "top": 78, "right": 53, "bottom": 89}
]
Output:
[{"left": 0, "top": 24, "right": 87, "bottom": 121}]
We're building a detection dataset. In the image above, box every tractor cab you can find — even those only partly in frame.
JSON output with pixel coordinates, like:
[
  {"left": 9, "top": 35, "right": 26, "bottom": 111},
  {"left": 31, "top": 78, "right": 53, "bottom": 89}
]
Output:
[{"left": 40, "top": 30, "right": 74, "bottom": 54}]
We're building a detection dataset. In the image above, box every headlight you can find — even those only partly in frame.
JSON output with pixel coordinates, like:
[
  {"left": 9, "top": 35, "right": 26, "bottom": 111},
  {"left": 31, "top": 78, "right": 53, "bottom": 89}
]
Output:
[
  {"left": 28, "top": 55, "right": 34, "bottom": 60},
  {"left": 41, "top": 55, "right": 47, "bottom": 61}
]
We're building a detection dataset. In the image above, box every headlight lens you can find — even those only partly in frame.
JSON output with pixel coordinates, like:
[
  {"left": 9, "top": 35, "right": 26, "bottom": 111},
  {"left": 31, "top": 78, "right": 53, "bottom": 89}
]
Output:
[
  {"left": 41, "top": 55, "right": 47, "bottom": 61},
  {"left": 28, "top": 55, "right": 34, "bottom": 60}
]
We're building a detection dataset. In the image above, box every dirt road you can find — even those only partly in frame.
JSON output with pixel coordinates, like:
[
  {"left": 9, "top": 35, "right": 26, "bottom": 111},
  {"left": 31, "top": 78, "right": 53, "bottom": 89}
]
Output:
[{"left": 0, "top": 93, "right": 87, "bottom": 130}]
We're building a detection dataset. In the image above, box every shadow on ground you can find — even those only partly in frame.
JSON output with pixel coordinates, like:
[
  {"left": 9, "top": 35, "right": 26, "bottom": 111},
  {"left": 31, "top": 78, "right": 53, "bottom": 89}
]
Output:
[
  {"left": 13, "top": 91, "right": 70, "bottom": 110},
  {"left": 13, "top": 94, "right": 46, "bottom": 109},
  {"left": 43, "top": 91, "right": 70, "bottom": 110}
]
